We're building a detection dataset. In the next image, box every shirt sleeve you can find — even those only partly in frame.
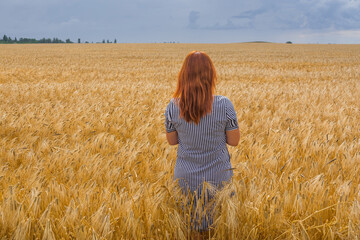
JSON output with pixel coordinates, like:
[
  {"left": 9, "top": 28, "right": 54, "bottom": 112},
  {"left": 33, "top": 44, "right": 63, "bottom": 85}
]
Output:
[
  {"left": 164, "top": 102, "right": 176, "bottom": 133},
  {"left": 225, "top": 98, "right": 239, "bottom": 131}
]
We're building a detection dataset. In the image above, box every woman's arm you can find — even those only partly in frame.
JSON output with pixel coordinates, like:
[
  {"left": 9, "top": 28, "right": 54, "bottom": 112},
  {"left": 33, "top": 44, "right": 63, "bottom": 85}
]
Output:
[
  {"left": 166, "top": 131, "right": 179, "bottom": 145},
  {"left": 226, "top": 128, "right": 240, "bottom": 146}
]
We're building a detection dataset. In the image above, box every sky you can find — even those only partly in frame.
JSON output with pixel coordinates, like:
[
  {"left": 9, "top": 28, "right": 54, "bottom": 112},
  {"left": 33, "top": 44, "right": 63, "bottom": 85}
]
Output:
[{"left": 1, "top": 0, "right": 360, "bottom": 44}]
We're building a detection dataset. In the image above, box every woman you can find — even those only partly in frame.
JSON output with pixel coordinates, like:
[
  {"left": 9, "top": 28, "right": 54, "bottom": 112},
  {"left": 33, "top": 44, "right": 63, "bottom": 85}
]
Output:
[{"left": 164, "top": 51, "right": 240, "bottom": 234}]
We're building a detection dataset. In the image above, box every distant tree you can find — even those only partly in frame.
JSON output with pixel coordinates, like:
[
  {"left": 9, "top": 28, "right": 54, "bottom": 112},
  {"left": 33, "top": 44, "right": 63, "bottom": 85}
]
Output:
[
  {"left": 66, "top": 38, "right": 72, "bottom": 43},
  {"left": 52, "top": 38, "right": 64, "bottom": 43},
  {"left": 85, "top": 41, "right": 89, "bottom": 43},
  {"left": 14, "top": 37, "right": 17, "bottom": 42},
  {"left": 107, "top": 39, "right": 110, "bottom": 43},
  {"left": 3, "top": 35, "right": 8, "bottom": 42},
  {"left": 114, "top": 39, "right": 117, "bottom": 43},
  {"left": 286, "top": 41, "right": 293, "bottom": 44},
  {"left": 78, "top": 38, "right": 81, "bottom": 43},
  {"left": 102, "top": 39, "right": 105, "bottom": 43}
]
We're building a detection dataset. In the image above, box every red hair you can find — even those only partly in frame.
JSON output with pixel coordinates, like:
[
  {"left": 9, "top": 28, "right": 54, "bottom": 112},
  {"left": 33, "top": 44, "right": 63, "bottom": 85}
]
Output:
[{"left": 173, "top": 51, "right": 216, "bottom": 124}]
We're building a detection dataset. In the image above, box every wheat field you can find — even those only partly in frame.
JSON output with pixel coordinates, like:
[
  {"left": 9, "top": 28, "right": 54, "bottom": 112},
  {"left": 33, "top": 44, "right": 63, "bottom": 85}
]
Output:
[{"left": 0, "top": 43, "right": 360, "bottom": 239}]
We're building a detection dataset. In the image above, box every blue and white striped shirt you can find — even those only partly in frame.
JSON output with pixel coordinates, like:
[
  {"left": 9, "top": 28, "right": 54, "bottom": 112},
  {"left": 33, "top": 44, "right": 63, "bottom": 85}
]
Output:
[{"left": 164, "top": 95, "right": 239, "bottom": 192}]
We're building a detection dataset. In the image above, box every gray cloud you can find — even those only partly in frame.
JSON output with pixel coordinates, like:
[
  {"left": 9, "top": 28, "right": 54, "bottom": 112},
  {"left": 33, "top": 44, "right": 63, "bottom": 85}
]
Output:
[
  {"left": 0, "top": 0, "right": 359, "bottom": 43},
  {"left": 190, "top": 0, "right": 360, "bottom": 31},
  {"left": 233, "top": 0, "right": 360, "bottom": 30},
  {"left": 200, "top": 19, "right": 251, "bottom": 30},
  {"left": 188, "top": 11, "right": 200, "bottom": 29},
  {"left": 232, "top": 7, "right": 268, "bottom": 19}
]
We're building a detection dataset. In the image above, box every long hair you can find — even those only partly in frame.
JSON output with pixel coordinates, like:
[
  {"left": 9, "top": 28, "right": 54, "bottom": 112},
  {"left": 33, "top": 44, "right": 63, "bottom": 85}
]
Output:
[{"left": 173, "top": 51, "right": 216, "bottom": 124}]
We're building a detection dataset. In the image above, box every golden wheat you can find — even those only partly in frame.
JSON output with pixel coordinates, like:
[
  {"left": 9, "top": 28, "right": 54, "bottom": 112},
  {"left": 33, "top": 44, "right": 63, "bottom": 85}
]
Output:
[{"left": 0, "top": 43, "right": 360, "bottom": 239}]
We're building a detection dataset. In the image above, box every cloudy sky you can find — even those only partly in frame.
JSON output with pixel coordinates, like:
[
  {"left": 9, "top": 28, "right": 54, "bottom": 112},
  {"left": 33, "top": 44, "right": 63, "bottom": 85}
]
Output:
[{"left": 1, "top": 0, "right": 360, "bottom": 43}]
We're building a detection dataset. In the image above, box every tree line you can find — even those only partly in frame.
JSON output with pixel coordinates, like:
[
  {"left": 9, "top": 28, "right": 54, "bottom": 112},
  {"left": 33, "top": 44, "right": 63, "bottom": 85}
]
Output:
[
  {"left": 0, "top": 35, "right": 118, "bottom": 44},
  {"left": 0, "top": 35, "right": 72, "bottom": 44}
]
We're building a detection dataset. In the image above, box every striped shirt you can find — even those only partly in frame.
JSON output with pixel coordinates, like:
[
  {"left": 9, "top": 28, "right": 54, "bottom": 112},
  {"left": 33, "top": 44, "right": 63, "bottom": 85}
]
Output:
[{"left": 164, "top": 95, "right": 239, "bottom": 193}]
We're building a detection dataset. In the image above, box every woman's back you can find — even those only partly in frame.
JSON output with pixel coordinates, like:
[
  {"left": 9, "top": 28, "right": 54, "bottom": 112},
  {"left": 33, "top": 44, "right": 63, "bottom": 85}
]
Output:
[
  {"left": 165, "top": 95, "right": 238, "bottom": 191},
  {"left": 164, "top": 50, "right": 239, "bottom": 232}
]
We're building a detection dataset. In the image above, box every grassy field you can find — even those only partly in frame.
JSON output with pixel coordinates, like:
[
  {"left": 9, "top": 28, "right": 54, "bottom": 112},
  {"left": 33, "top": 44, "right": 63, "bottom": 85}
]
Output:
[{"left": 1, "top": 43, "right": 360, "bottom": 239}]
